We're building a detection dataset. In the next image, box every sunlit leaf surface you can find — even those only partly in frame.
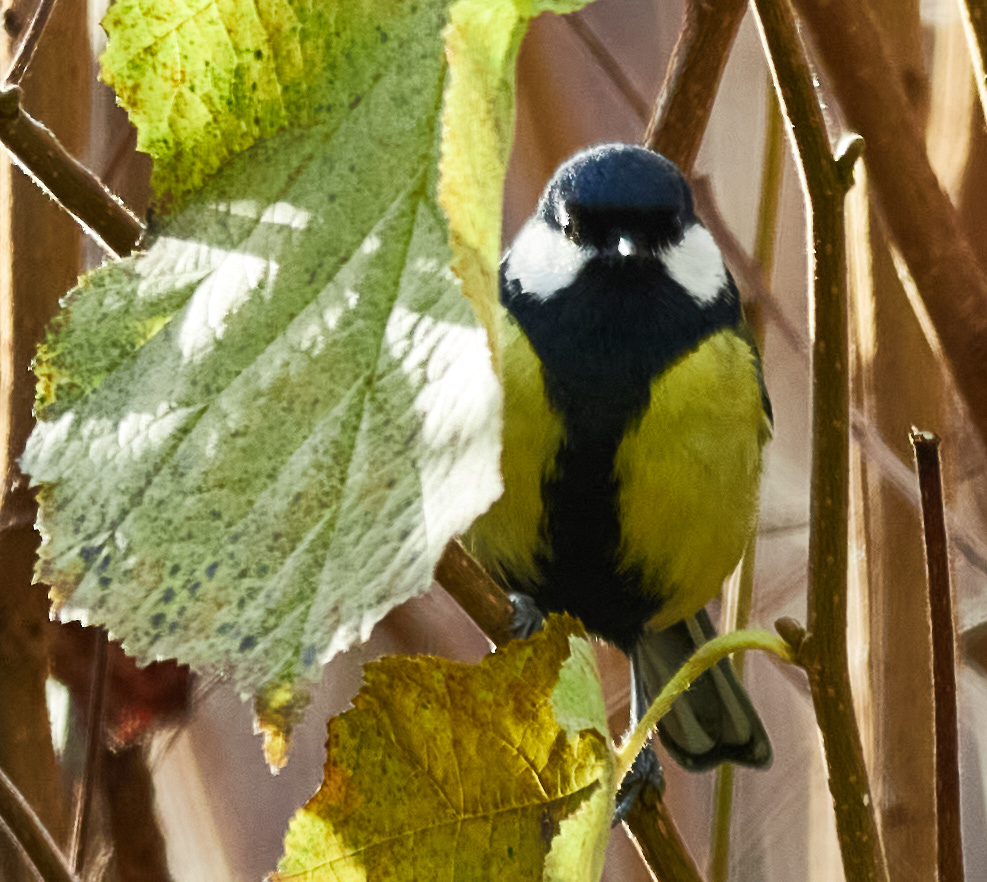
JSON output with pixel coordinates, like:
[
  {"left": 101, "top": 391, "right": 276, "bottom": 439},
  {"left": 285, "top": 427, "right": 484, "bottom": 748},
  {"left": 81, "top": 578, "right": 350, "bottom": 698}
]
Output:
[{"left": 23, "top": 0, "right": 502, "bottom": 697}]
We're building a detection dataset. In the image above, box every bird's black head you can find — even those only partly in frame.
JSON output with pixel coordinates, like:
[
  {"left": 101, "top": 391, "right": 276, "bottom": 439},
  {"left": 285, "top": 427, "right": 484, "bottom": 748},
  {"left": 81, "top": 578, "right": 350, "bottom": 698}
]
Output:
[
  {"left": 501, "top": 143, "right": 741, "bottom": 415},
  {"left": 541, "top": 144, "right": 694, "bottom": 255}
]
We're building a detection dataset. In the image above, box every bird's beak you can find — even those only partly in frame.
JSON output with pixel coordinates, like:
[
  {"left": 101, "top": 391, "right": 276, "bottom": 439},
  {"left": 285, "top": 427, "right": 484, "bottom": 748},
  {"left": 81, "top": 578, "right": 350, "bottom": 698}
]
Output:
[{"left": 617, "top": 236, "right": 637, "bottom": 257}]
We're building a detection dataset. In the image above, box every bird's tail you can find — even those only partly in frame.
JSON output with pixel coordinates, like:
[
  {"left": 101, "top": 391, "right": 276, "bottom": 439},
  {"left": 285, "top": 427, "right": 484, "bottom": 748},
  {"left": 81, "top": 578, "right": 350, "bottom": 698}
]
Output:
[{"left": 630, "top": 607, "right": 772, "bottom": 771}]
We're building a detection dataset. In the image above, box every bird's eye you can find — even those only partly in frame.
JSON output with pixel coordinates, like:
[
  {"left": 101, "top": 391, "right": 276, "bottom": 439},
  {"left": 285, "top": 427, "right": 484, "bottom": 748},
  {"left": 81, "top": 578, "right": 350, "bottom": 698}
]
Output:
[{"left": 561, "top": 213, "right": 578, "bottom": 241}]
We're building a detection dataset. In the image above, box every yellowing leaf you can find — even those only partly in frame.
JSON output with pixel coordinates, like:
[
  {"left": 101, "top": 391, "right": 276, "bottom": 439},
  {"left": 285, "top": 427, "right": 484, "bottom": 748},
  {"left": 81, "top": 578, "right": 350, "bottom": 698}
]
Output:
[
  {"left": 254, "top": 680, "right": 312, "bottom": 772},
  {"left": 101, "top": 0, "right": 405, "bottom": 206},
  {"left": 274, "top": 616, "right": 612, "bottom": 882},
  {"left": 438, "top": 0, "right": 593, "bottom": 360}
]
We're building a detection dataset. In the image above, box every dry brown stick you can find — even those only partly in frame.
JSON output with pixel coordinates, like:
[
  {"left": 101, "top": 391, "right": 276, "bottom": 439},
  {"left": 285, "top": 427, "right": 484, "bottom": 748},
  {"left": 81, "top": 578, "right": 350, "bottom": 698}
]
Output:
[
  {"left": 0, "top": 86, "right": 143, "bottom": 257},
  {"left": 958, "top": 0, "right": 987, "bottom": 128},
  {"left": 644, "top": 0, "right": 747, "bottom": 173},
  {"left": 434, "top": 540, "right": 705, "bottom": 882},
  {"left": 433, "top": 541, "right": 515, "bottom": 648},
  {"left": 624, "top": 786, "right": 705, "bottom": 882},
  {"left": 0, "top": 767, "right": 79, "bottom": 882},
  {"left": 792, "top": 0, "right": 987, "bottom": 460},
  {"left": 68, "top": 630, "right": 108, "bottom": 876},
  {"left": 910, "top": 431, "right": 964, "bottom": 882},
  {"left": 4, "top": 0, "right": 59, "bottom": 87},
  {"left": 750, "top": 1, "right": 887, "bottom": 880}
]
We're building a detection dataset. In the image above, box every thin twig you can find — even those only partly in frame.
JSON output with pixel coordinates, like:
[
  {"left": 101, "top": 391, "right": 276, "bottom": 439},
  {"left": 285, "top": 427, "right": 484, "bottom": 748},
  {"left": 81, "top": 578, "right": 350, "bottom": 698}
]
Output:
[
  {"left": 792, "top": 0, "right": 987, "bottom": 459},
  {"left": 69, "top": 630, "right": 109, "bottom": 875},
  {"left": 910, "top": 431, "right": 964, "bottom": 882},
  {"left": 3, "top": 0, "right": 60, "bottom": 87},
  {"left": 958, "top": 0, "right": 987, "bottom": 132},
  {"left": 746, "top": 79, "right": 786, "bottom": 344},
  {"left": 0, "top": 767, "right": 80, "bottom": 882},
  {"left": 564, "top": 14, "right": 651, "bottom": 124},
  {"left": 709, "top": 761, "right": 734, "bottom": 882},
  {"left": 0, "top": 86, "right": 143, "bottom": 257},
  {"left": 750, "top": 1, "right": 887, "bottom": 880},
  {"left": 644, "top": 0, "right": 747, "bottom": 173}
]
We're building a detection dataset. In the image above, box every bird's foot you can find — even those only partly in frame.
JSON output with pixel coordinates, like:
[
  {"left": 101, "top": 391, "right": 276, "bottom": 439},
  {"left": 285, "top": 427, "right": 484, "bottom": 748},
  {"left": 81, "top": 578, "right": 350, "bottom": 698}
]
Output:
[
  {"left": 613, "top": 746, "right": 665, "bottom": 825},
  {"left": 508, "top": 592, "right": 545, "bottom": 639}
]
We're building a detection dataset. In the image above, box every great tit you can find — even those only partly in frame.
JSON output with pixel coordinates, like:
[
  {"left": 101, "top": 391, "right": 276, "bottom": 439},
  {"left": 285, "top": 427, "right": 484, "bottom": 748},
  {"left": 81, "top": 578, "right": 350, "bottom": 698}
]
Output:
[{"left": 467, "top": 143, "right": 773, "bottom": 801}]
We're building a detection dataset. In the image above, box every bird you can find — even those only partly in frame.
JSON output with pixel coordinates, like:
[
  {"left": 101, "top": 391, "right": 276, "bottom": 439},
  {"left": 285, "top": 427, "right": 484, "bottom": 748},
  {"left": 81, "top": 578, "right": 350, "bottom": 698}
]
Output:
[{"left": 466, "top": 143, "right": 773, "bottom": 811}]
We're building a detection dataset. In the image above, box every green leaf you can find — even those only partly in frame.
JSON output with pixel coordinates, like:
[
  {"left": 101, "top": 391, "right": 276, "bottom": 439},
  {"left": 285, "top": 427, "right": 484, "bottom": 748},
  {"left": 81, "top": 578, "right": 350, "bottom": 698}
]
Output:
[
  {"left": 438, "top": 0, "right": 594, "bottom": 353},
  {"left": 23, "top": 0, "right": 502, "bottom": 699},
  {"left": 101, "top": 0, "right": 410, "bottom": 206},
  {"left": 543, "top": 634, "right": 614, "bottom": 882},
  {"left": 274, "top": 616, "right": 613, "bottom": 882}
]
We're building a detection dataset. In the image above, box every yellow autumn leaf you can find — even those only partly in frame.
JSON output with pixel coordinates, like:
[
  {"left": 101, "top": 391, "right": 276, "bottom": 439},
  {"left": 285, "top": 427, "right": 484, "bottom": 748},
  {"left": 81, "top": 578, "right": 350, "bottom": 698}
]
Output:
[{"left": 273, "top": 615, "right": 612, "bottom": 881}]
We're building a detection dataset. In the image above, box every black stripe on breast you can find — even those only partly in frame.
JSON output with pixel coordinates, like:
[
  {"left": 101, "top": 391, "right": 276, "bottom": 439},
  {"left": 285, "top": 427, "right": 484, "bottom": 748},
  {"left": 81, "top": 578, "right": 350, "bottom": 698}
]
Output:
[
  {"left": 535, "top": 404, "right": 658, "bottom": 651},
  {"left": 500, "top": 258, "right": 741, "bottom": 650}
]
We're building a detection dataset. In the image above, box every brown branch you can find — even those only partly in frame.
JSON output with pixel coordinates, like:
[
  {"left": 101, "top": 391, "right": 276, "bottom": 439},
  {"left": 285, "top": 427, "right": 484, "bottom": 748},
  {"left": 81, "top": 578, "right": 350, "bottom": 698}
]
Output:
[
  {"left": 910, "top": 431, "right": 964, "bottom": 882},
  {"left": 624, "top": 786, "right": 705, "bottom": 882},
  {"left": 750, "top": 1, "right": 887, "bottom": 880},
  {"left": 0, "top": 86, "right": 143, "bottom": 257},
  {"left": 792, "top": 0, "right": 987, "bottom": 459},
  {"left": 68, "top": 630, "right": 108, "bottom": 876},
  {"left": 434, "top": 541, "right": 515, "bottom": 648},
  {"left": 958, "top": 0, "right": 987, "bottom": 129},
  {"left": 0, "top": 767, "right": 79, "bottom": 882},
  {"left": 4, "top": 0, "right": 59, "bottom": 87},
  {"left": 644, "top": 0, "right": 747, "bottom": 173},
  {"left": 434, "top": 540, "right": 704, "bottom": 882}
]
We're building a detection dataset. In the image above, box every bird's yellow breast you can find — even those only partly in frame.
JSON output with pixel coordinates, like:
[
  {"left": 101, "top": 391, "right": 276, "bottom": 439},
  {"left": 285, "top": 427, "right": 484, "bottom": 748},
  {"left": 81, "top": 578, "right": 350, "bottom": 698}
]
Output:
[
  {"left": 466, "top": 322, "right": 563, "bottom": 585},
  {"left": 614, "top": 328, "right": 770, "bottom": 629}
]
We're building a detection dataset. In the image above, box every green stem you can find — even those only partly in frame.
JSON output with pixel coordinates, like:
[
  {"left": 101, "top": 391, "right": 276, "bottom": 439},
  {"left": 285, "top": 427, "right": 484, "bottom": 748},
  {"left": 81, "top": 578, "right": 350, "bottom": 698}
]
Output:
[
  {"left": 709, "top": 533, "right": 758, "bottom": 882},
  {"left": 615, "top": 629, "right": 795, "bottom": 783}
]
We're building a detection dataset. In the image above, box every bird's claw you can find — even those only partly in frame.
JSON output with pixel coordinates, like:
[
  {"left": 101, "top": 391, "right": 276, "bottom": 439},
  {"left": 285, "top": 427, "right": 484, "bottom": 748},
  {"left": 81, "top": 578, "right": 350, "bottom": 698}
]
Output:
[{"left": 613, "top": 746, "right": 665, "bottom": 825}]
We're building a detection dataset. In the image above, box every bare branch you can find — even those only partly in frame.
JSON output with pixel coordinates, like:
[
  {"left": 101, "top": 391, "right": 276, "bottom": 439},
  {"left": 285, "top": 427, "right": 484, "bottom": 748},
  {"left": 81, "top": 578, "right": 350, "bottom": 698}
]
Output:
[
  {"left": 750, "top": 1, "right": 887, "bottom": 879},
  {"left": 0, "top": 87, "right": 143, "bottom": 257},
  {"left": 564, "top": 14, "right": 651, "bottom": 124},
  {"left": 68, "top": 630, "right": 108, "bottom": 876},
  {"left": 644, "top": 0, "right": 747, "bottom": 173},
  {"left": 793, "top": 0, "right": 987, "bottom": 458},
  {"left": 4, "top": 0, "right": 59, "bottom": 87},
  {"left": 958, "top": 0, "right": 987, "bottom": 128},
  {"left": 0, "top": 767, "right": 79, "bottom": 882},
  {"left": 910, "top": 431, "right": 964, "bottom": 882}
]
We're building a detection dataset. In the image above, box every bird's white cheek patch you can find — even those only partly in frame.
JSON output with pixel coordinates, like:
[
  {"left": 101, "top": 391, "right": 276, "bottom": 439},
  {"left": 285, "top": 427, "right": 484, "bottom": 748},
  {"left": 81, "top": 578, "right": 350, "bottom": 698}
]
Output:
[
  {"left": 504, "top": 219, "right": 591, "bottom": 300},
  {"left": 661, "top": 224, "right": 728, "bottom": 306}
]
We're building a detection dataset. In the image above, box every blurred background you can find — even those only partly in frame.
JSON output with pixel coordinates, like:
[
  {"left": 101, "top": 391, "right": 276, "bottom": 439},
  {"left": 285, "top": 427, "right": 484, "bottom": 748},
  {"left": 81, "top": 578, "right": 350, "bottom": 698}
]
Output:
[{"left": 2, "top": 1, "right": 986, "bottom": 880}]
